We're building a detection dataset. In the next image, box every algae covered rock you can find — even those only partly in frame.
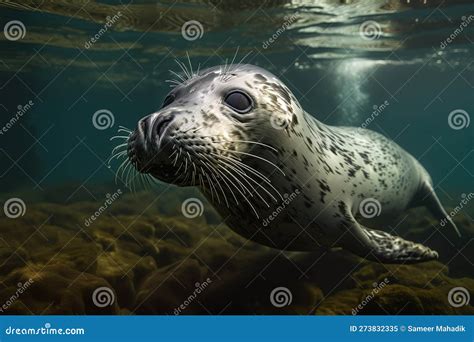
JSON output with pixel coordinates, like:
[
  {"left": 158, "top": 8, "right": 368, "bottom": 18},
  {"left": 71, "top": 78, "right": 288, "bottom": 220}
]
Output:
[{"left": 0, "top": 186, "right": 472, "bottom": 315}]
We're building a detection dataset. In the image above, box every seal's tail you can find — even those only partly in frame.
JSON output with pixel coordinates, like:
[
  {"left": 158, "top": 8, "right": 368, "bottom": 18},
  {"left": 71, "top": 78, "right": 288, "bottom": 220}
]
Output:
[{"left": 421, "top": 182, "right": 461, "bottom": 237}]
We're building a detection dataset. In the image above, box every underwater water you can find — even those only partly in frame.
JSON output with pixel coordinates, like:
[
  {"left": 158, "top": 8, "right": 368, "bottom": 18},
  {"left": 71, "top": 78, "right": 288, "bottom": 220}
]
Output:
[{"left": 0, "top": 0, "right": 472, "bottom": 314}]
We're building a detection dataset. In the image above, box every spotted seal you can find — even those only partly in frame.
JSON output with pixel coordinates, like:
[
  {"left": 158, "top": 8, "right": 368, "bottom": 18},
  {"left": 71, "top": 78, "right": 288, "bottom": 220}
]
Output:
[{"left": 118, "top": 64, "right": 460, "bottom": 263}]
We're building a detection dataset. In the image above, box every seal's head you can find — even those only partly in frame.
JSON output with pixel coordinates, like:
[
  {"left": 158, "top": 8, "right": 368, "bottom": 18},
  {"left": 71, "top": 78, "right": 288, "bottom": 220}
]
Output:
[{"left": 126, "top": 64, "right": 299, "bottom": 187}]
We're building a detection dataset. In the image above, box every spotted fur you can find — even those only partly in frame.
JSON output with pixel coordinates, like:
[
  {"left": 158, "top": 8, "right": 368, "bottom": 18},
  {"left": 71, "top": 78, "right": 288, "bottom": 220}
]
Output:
[{"left": 127, "top": 64, "right": 460, "bottom": 263}]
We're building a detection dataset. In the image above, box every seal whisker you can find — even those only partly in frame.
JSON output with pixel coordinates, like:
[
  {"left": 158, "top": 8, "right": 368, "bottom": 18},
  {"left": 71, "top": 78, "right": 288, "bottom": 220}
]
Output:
[
  {"left": 199, "top": 173, "right": 205, "bottom": 190},
  {"left": 198, "top": 152, "right": 238, "bottom": 205},
  {"left": 115, "top": 158, "right": 130, "bottom": 184},
  {"left": 110, "top": 145, "right": 128, "bottom": 156},
  {"left": 216, "top": 148, "right": 286, "bottom": 176},
  {"left": 221, "top": 47, "right": 239, "bottom": 81},
  {"left": 165, "top": 79, "right": 182, "bottom": 85},
  {"left": 198, "top": 154, "right": 229, "bottom": 207},
  {"left": 108, "top": 148, "right": 127, "bottom": 163},
  {"left": 216, "top": 153, "right": 272, "bottom": 185},
  {"left": 173, "top": 151, "right": 180, "bottom": 167},
  {"left": 165, "top": 80, "right": 181, "bottom": 89},
  {"left": 214, "top": 157, "right": 270, "bottom": 207},
  {"left": 169, "top": 69, "right": 186, "bottom": 83},
  {"left": 119, "top": 160, "right": 130, "bottom": 183},
  {"left": 142, "top": 173, "right": 151, "bottom": 191},
  {"left": 108, "top": 147, "right": 127, "bottom": 160},
  {"left": 174, "top": 159, "right": 185, "bottom": 176},
  {"left": 211, "top": 157, "right": 258, "bottom": 199},
  {"left": 110, "top": 135, "right": 129, "bottom": 141},
  {"left": 145, "top": 174, "right": 157, "bottom": 188},
  {"left": 175, "top": 59, "right": 191, "bottom": 81},
  {"left": 132, "top": 168, "right": 140, "bottom": 193},
  {"left": 209, "top": 165, "right": 239, "bottom": 206},
  {"left": 142, "top": 174, "right": 152, "bottom": 190},
  {"left": 196, "top": 62, "right": 201, "bottom": 76},
  {"left": 213, "top": 153, "right": 281, "bottom": 203},
  {"left": 196, "top": 135, "right": 278, "bottom": 152},
  {"left": 205, "top": 166, "right": 225, "bottom": 205},
  {"left": 121, "top": 160, "right": 133, "bottom": 182},
  {"left": 202, "top": 169, "right": 218, "bottom": 204},
  {"left": 125, "top": 163, "right": 135, "bottom": 190},
  {"left": 217, "top": 163, "right": 251, "bottom": 196},
  {"left": 191, "top": 161, "right": 197, "bottom": 185},
  {"left": 186, "top": 51, "right": 194, "bottom": 77},
  {"left": 234, "top": 50, "right": 253, "bottom": 69},
  {"left": 199, "top": 158, "right": 224, "bottom": 204},
  {"left": 111, "top": 141, "right": 128, "bottom": 149},
  {"left": 109, "top": 151, "right": 127, "bottom": 164},
  {"left": 199, "top": 166, "right": 214, "bottom": 201},
  {"left": 215, "top": 163, "right": 260, "bottom": 218}
]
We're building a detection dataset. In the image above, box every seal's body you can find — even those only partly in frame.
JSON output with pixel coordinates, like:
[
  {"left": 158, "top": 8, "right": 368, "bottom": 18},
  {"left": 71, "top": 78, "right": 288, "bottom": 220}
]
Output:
[{"left": 122, "top": 64, "right": 459, "bottom": 263}]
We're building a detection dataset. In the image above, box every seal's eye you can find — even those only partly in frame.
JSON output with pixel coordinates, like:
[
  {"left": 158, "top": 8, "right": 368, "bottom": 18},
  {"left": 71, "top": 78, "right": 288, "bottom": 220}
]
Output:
[
  {"left": 161, "top": 94, "right": 175, "bottom": 108},
  {"left": 224, "top": 91, "right": 252, "bottom": 113}
]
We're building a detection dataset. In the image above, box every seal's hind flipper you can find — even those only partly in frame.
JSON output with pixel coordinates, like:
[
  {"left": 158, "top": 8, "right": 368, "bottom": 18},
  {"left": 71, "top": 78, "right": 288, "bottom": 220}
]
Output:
[
  {"left": 360, "top": 228, "right": 438, "bottom": 263},
  {"left": 340, "top": 218, "right": 438, "bottom": 263}
]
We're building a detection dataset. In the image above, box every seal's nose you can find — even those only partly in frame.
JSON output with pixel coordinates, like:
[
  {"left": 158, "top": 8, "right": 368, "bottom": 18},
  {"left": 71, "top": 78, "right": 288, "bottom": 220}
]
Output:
[{"left": 138, "top": 113, "right": 175, "bottom": 144}]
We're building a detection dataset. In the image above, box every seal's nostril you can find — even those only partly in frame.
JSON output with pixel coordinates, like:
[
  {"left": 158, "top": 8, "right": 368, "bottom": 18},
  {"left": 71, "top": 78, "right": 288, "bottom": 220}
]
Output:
[
  {"left": 155, "top": 118, "right": 173, "bottom": 137},
  {"left": 152, "top": 114, "right": 175, "bottom": 140}
]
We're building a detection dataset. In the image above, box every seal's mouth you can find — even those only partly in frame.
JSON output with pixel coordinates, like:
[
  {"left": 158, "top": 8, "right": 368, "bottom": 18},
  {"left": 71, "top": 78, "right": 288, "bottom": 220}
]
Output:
[{"left": 110, "top": 122, "right": 286, "bottom": 216}]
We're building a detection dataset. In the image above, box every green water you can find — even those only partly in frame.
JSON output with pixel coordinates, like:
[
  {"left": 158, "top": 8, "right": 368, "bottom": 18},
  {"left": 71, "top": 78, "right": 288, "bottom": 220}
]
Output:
[{"left": 0, "top": 0, "right": 472, "bottom": 315}]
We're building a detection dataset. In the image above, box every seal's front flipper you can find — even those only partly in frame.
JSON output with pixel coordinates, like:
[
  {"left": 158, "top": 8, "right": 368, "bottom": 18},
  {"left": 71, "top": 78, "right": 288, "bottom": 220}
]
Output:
[{"left": 342, "top": 221, "right": 438, "bottom": 263}]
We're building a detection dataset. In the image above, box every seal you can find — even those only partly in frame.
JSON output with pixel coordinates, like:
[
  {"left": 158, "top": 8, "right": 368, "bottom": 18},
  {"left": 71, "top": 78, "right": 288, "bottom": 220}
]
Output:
[{"left": 115, "top": 63, "right": 460, "bottom": 263}]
